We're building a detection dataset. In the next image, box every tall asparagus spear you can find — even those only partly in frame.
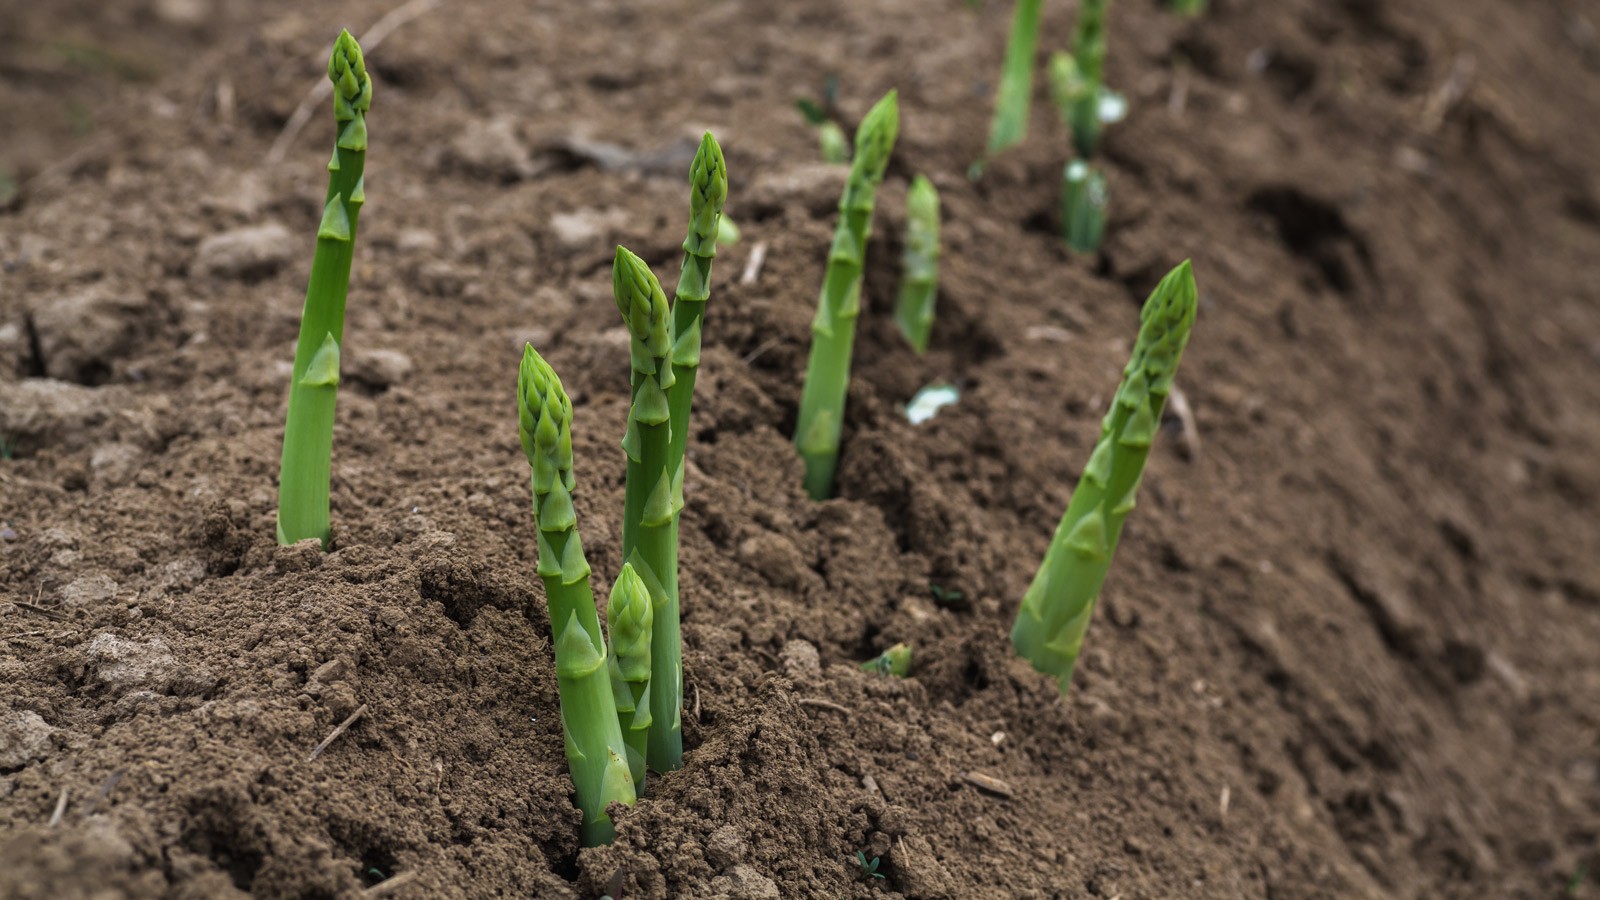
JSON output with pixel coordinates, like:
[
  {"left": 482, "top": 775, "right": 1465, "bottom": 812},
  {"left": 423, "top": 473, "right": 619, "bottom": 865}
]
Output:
[
  {"left": 794, "top": 90, "right": 900, "bottom": 500},
  {"left": 613, "top": 246, "right": 682, "bottom": 772},
  {"left": 894, "top": 174, "right": 941, "bottom": 354},
  {"left": 1068, "top": 0, "right": 1110, "bottom": 159},
  {"left": 648, "top": 133, "right": 729, "bottom": 775},
  {"left": 1011, "top": 261, "right": 1196, "bottom": 692},
  {"left": 277, "top": 30, "right": 372, "bottom": 548},
  {"left": 517, "top": 345, "right": 636, "bottom": 846},
  {"left": 983, "top": 0, "right": 1044, "bottom": 163},
  {"left": 607, "top": 563, "right": 653, "bottom": 788}
]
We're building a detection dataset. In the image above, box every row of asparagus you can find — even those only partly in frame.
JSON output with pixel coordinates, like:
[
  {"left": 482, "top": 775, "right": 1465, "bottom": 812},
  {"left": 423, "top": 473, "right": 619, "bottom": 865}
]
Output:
[{"left": 274, "top": 27, "right": 1195, "bottom": 846}]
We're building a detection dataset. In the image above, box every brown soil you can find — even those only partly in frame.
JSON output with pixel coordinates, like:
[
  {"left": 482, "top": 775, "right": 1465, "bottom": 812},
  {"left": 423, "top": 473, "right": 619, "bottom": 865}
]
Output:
[{"left": 3, "top": 0, "right": 1599, "bottom": 897}]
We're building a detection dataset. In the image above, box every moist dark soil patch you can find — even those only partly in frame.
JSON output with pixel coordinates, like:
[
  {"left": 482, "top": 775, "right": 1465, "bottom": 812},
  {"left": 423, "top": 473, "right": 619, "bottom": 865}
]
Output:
[{"left": 3, "top": 0, "right": 1599, "bottom": 897}]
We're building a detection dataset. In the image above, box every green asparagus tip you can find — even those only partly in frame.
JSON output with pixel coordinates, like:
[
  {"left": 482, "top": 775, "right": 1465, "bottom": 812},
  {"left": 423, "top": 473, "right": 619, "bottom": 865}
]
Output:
[
  {"left": 692, "top": 132, "right": 729, "bottom": 214},
  {"left": 516, "top": 344, "right": 574, "bottom": 478},
  {"left": 861, "top": 642, "right": 913, "bottom": 677},
  {"left": 328, "top": 29, "right": 372, "bottom": 116},
  {"left": 612, "top": 246, "right": 673, "bottom": 366},
  {"left": 854, "top": 90, "right": 900, "bottom": 184},
  {"left": 608, "top": 563, "right": 654, "bottom": 683}
]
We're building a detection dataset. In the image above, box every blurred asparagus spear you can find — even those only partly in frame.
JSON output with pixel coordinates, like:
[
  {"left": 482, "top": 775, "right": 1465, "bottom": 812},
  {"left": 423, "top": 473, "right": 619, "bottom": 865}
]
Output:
[{"left": 895, "top": 175, "right": 941, "bottom": 354}]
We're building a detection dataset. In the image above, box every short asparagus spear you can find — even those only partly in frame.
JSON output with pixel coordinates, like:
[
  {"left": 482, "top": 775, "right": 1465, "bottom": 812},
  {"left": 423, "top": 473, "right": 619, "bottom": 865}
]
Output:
[
  {"left": 1011, "top": 261, "right": 1197, "bottom": 692},
  {"left": 894, "top": 174, "right": 941, "bottom": 354},
  {"left": 613, "top": 246, "right": 682, "bottom": 772},
  {"left": 277, "top": 29, "right": 372, "bottom": 548},
  {"left": 794, "top": 90, "right": 900, "bottom": 500},
  {"left": 517, "top": 345, "right": 635, "bottom": 846},
  {"left": 607, "top": 563, "right": 653, "bottom": 788},
  {"left": 1062, "top": 160, "right": 1108, "bottom": 253},
  {"left": 650, "top": 133, "right": 729, "bottom": 775},
  {"left": 1068, "top": 0, "right": 1111, "bottom": 159}
]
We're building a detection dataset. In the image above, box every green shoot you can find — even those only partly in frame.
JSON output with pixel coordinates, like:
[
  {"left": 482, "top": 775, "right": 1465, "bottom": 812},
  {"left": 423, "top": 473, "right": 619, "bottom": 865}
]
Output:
[
  {"left": 1062, "top": 161, "right": 1107, "bottom": 253},
  {"left": 981, "top": 0, "right": 1043, "bottom": 166},
  {"left": 794, "top": 90, "right": 899, "bottom": 500},
  {"left": 614, "top": 246, "right": 682, "bottom": 775},
  {"left": 650, "top": 132, "right": 728, "bottom": 775},
  {"left": 277, "top": 30, "right": 372, "bottom": 548},
  {"left": 607, "top": 562, "right": 653, "bottom": 788},
  {"left": 716, "top": 215, "right": 741, "bottom": 247},
  {"left": 1168, "top": 0, "right": 1206, "bottom": 13},
  {"left": 929, "top": 582, "right": 966, "bottom": 608},
  {"left": 517, "top": 345, "right": 636, "bottom": 846},
  {"left": 797, "top": 96, "right": 850, "bottom": 164},
  {"left": 1011, "top": 262, "right": 1197, "bottom": 692},
  {"left": 0, "top": 433, "right": 17, "bottom": 460},
  {"left": 855, "top": 851, "right": 886, "bottom": 880},
  {"left": 1068, "top": 0, "right": 1110, "bottom": 160},
  {"left": 894, "top": 174, "right": 941, "bottom": 354},
  {"left": 861, "top": 643, "right": 912, "bottom": 677}
]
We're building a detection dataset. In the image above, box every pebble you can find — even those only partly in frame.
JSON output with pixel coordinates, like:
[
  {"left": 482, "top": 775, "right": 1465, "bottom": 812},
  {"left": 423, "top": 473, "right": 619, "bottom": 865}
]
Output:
[
  {"left": 347, "top": 348, "right": 414, "bottom": 389},
  {"left": 447, "top": 116, "right": 536, "bottom": 180},
  {"left": 705, "top": 825, "right": 747, "bottom": 869},
  {"left": 193, "top": 223, "right": 295, "bottom": 280},
  {"left": 27, "top": 286, "right": 150, "bottom": 383},
  {"left": 0, "top": 709, "right": 54, "bottom": 769},
  {"left": 60, "top": 573, "right": 118, "bottom": 609},
  {"left": 779, "top": 640, "right": 821, "bottom": 679},
  {"left": 708, "top": 865, "right": 780, "bottom": 900}
]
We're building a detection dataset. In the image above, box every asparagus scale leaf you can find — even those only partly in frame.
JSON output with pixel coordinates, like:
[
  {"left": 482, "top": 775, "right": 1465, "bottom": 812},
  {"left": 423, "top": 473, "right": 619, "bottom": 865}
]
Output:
[
  {"left": 895, "top": 174, "right": 941, "bottom": 354},
  {"left": 1011, "top": 262, "right": 1197, "bottom": 692},
  {"left": 794, "top": 90, "right": 900, "bottom": 500},
  {"left": 277, "top": 30, "right": 372, "bottom": 548},
  {"left": 518, "top": 346, "right": 636, "bottom": 846},
  {"left": 650, "top": 133, "right": 729, "bottom": 775}
]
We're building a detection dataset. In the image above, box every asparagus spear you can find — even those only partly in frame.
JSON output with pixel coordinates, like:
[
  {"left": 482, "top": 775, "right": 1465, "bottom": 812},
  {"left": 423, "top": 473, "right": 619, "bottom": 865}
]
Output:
[
  {"left": 613, "top": 246, "right": 682, "bottom": 774},
  {"left": 1069, "top": 0, "right": 1111, "bottom": 159},
  {"left": 517, "top": 345, "right": 635, "bottom": 846},
  {"left": 647, "top": 133, "right": 729, "bottom": 775},
  {"left": 983, "top": 0, "right": 1043, "bottom": 163},
  {"left": 607, "top": 562, "right": 653, "bottom": 788},
  {"left": 277, "top": 29, "right": 372, "bottom": 548},
  {"left": 861, "top": 642, "right": 913, "bottom": 677},
  {"left": 894, "top": 174, "right": 941, "bottom": 354},
  {"left": 1062, "top": 161, "right": 1107, "bottom": 253},
  {"left": 1011, "top": 261, "right": 1197, "bottom": 692},
  {"left": 794, "top": 90, "right": 900, "bottom": 500}
]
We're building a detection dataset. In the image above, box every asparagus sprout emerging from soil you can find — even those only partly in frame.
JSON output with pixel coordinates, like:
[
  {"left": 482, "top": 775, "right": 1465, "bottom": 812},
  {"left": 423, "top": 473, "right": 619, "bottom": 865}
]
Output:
[
  {"left": 895, "top": 174, "right": 941, "bottom": 354},
  {"left": 644, "top": 132, "right": 729, "bottom": 774},
  {"left": 1169, "top": 0, "right": 1206, "bottom": 13},
  {"left": 1011, "top": 262, "right": 1197, "bottom": 692},
  {"left": 607, "top": 562, "right": 653, "bottom": 788},
  {"left": 517, "top": 345, "right": 636, "bottom": 846},
  {"left": 1067, "top": 0, "right": 1111, "bottom": 160},
  {"left": 861, "top": 642, "right": 913, "bottom": 677},
  {"left": 277, "top": 30, "right": 372, "bottom": 548},
  {"left": 1061, "top": 160, "right": 1107, "bottom": 253},
  {"left": 794, "top": 90, "right": 900, "bottom": 500},
  {"left": 981, "top": 0, "right": 1044, "bottom": 168}
]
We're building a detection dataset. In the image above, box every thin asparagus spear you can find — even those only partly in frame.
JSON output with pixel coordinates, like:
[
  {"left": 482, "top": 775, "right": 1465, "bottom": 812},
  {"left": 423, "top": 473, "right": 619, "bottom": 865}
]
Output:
[
  {"left": 613, "top": 246, "right": 681, "bottom": 773},
  {"left": 517, "top": 345, "right": 635, "bottom": 846},
  {"left": 794, "top": 90, "right": 900, "bottom": 500},
  {"left": 277, "top": 29, "right": 372, "bottom": 548},
  {"left": 1011, "top": 261, "right": 1197, "bottom": 692},
  {"left": 894, "top": 174, "right": 941, "bottom": 354},
  {"left": 984, "top": 0, "right": 1044, "bottom": 162},
  {"left": 606, "top": 562, "right": 653, "bottom": 788},
  {"left": 1062, "top": 160, "right": 1107, "bottom": 253},
  {"left": 650, "top": 133, "right": 729, "bottom": 774},
  {"left": 1069, "top": 0, "right": 1111, "bottom": 159}
]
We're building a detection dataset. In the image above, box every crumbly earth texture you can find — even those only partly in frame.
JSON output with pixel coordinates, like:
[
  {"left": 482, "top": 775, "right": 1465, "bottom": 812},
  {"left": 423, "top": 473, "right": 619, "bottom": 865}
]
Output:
[{"left": 2, "top": 0, "right": 1598, "bottom": 897}]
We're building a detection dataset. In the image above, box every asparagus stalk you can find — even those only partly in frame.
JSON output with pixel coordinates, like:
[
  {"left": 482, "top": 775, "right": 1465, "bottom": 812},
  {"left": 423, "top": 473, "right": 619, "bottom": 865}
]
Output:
[
  {"left": 1062, "top": 161, "right": 1108, "bottom": 253},
  {"left": 1069, "top": 0, "right": 1110, "bottom": 159},
  {"left": 613, "top": 246, "right": 682, "bottom": 774},
  {"left": 1011, "top": 261, "right": 1197, "bottom": 692},
  {"left": 606, "top": 562, "right": 653, "bottom": 789},
  {"left": 861, "top": 642, "right": 913, "bottom": 677},
  {"left": 277, "top": 30, "right": 372, "bottom": 548},
  {"left": 894, "top": 174, "right": 941, "bottom": 354},
  {"left": 794, "top": 90, "right": 900, "bottom": 500},
  {"left": 646, "top": 133, "right": 729, "bottom": 775},
  {"left": 517, "top": 345, "right": 635, "bottom": 846},
  {"left": 984, "top": 0, "right": 1043, "bottom": 162}
]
